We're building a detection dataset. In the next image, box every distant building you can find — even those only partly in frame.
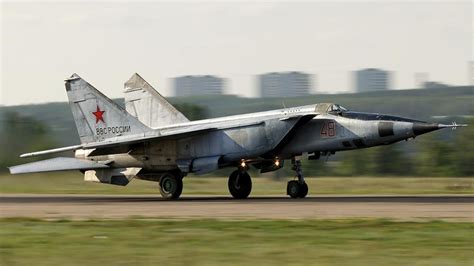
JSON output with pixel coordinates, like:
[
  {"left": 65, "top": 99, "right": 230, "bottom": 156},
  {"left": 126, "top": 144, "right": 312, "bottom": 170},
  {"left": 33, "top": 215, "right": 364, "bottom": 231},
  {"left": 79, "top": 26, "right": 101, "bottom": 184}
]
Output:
[
  {"left": 174, "top": 75, "right": 225, "bottom": 97},
  {"left": 423, "top": 81, "right": 451, "bottom": 89},
  {"left": 354, "top": 68, "right": 391, "bottom": 92},
  {"left": 259, "top": 71, "right": 312, "bottom": 98}
]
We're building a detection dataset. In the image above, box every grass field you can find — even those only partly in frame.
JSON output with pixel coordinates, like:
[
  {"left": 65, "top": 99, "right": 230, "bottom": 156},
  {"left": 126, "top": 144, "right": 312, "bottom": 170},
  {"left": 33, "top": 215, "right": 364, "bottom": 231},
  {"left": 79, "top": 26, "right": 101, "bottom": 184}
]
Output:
[
  {"left": 0, "top": 218, "right": 472, "bottom": 266},
  {"left": 0, "top": 172, "right": 473, "bottom": 195}
]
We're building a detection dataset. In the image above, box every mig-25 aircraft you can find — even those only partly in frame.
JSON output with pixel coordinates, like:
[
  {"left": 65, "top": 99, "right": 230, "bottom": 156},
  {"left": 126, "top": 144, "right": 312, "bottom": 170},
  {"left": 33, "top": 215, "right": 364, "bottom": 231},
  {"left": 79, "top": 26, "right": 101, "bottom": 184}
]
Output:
[{"left": 9, "top": 73, "right": 466, "bottom": 199}]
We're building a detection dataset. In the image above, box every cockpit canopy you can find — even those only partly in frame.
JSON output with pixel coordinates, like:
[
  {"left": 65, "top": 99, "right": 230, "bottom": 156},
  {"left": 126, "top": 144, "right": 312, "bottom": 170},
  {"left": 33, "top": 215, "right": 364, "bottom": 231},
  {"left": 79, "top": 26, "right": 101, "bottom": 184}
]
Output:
[
  {"left": 328, "top": 104, "right": 348, "bottom": 113},
  {"left": 315, "top": 103, "right": 349, "bottom": 114}
]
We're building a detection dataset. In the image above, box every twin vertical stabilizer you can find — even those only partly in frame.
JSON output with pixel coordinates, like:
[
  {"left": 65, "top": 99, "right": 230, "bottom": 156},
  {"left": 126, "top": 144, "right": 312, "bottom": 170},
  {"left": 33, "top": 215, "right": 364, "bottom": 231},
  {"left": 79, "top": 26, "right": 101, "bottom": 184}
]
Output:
[
  {"left": 65, "top": 73, "right": 151, "bottom": 144},
  {"left": 124, "top": 73, "right": 189, "bottom": 128}
]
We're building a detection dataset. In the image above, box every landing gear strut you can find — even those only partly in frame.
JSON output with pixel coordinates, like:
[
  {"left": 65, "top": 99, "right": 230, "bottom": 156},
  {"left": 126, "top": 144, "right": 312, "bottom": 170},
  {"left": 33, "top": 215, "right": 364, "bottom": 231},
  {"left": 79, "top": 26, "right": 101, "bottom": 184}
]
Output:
[
  {"left": 159, "top": 171, "right": 183, "bottom": 199},
  {"left": 287, "top": 159, "right": 308, "bottom": 198},
  {"left": 228, "top": 170, "right": 252, "bottom": 199}
]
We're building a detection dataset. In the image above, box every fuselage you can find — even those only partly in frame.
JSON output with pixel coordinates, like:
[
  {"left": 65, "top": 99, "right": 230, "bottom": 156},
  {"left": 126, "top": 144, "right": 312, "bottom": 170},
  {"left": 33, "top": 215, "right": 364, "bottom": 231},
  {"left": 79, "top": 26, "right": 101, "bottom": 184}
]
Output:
[{"left": 76, "top": 103, "right": 440, "bottom": 175}]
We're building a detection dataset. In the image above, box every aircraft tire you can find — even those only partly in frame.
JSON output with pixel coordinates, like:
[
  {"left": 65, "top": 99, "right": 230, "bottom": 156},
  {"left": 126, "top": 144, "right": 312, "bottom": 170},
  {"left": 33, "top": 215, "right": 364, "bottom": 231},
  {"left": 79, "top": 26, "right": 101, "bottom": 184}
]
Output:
[
  {"left": 159, "top": 172, "right": 183, "bottom": 199},
  {"left": 287, "top": 181, "right": 308, "bottom": 198},
  {"left": 228, "top": 170, "right": 252, "bottom": 199},
  {"left": 298, "top": 182, "right": 308, "bottom": 198},
  {"left": 287, "top": 180, "right": 300, "bottom": 198}
]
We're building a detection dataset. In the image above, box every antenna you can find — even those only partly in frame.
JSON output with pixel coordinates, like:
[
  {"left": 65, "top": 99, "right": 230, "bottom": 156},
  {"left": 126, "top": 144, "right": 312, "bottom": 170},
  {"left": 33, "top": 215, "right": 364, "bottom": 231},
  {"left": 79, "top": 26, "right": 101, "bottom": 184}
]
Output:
[
  {"left": 438, "top": 122, "right": 468, "bottom": 130},
  {"left": 451, "top": 121, "right": 468, "bottom": 130}
]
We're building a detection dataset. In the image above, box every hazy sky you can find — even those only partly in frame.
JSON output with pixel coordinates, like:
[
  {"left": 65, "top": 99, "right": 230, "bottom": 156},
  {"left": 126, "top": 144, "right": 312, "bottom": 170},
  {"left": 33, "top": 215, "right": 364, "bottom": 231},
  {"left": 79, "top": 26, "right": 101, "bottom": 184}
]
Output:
[{"left": 1, "top": 1, "right": 472, "bottom": 106}]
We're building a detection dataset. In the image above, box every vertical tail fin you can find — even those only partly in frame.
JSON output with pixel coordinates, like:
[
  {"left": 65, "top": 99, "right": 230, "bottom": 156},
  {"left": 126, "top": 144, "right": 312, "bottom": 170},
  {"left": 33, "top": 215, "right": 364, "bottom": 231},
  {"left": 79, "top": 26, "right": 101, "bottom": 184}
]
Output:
[
  {"left": 124, "top": 73, "right": 189, "bottom": 128},
  {"left": 65, "top": 73, "right": 151, "bottom": 144}
]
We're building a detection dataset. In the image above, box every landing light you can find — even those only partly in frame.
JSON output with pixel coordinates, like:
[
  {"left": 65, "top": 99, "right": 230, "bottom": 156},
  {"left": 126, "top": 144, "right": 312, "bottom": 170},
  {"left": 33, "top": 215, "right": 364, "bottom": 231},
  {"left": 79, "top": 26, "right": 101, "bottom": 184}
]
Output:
[
  {"left": 240, "top": 161, "right": 246, "bottom": 168},
  {"left": 275, "top": 159, "right": 280, "bottom": 167}
]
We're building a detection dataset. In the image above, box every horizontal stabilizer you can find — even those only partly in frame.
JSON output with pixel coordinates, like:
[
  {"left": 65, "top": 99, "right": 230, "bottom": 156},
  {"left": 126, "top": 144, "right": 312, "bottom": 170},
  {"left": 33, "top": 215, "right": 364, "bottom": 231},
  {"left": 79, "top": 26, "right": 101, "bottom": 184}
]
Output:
[{"left": 9, "top": 157, "right": 110, "bottom": 174}]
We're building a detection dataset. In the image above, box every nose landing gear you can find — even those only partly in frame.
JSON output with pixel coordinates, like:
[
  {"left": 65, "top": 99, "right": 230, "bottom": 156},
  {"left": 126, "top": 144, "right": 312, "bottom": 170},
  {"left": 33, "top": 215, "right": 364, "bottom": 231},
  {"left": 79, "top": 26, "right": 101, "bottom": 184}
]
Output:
[{"left": 287, "top": 159, "right": 308, "bottom": 198}]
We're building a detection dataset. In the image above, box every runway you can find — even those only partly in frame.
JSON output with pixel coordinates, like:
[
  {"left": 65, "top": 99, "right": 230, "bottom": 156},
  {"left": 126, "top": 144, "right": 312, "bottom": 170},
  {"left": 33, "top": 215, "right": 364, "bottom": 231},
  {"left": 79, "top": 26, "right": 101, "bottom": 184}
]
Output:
[{"left": 1, "top": 195, "right": 473, "bottom": 221}]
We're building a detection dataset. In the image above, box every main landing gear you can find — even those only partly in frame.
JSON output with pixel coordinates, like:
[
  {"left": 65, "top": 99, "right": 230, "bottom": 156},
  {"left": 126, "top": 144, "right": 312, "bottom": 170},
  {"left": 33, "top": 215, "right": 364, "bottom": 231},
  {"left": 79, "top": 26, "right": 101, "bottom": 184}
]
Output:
[
  {"left": 287, "top": 159, "right": 308, "bottom": 198},
  {"left": 159, "top": 171, "right": 183, "bottom": 199},
  {"left": 228, "top": 169, "right": 252, "bottom": 199}
]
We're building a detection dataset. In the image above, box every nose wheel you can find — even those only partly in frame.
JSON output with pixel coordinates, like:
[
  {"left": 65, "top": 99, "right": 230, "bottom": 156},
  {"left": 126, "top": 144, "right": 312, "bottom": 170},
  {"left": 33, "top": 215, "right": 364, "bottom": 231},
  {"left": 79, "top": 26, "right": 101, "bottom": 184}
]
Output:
[
  {"left": 287, "top": 180, "right": 308, "bottom": 198},
  {"left": 287, "top": 159, "right": 308, "bottom": 198}
]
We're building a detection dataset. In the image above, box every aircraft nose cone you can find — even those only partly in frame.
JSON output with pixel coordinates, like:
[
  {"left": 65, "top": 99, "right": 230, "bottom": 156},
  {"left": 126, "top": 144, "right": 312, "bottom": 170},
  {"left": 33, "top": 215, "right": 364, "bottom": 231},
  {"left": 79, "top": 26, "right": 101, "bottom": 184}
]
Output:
[{"left": 412, "top": 122, "right": 440, "bottom": 136}]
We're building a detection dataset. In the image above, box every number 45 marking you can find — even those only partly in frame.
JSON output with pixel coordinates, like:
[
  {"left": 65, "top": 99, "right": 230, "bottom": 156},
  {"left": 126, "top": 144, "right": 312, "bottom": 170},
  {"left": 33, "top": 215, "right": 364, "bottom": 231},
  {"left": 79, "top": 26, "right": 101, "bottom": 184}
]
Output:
[{"left": 321, "top": 121, "right": 336, "bottom": 137}]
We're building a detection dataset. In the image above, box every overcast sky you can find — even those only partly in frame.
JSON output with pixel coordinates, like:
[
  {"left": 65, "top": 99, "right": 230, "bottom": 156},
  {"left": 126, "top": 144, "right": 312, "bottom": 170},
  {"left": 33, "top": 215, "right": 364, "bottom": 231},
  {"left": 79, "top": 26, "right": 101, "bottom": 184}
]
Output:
[{"left": 1, "top": 1, "right": 472, "bottom": 106}]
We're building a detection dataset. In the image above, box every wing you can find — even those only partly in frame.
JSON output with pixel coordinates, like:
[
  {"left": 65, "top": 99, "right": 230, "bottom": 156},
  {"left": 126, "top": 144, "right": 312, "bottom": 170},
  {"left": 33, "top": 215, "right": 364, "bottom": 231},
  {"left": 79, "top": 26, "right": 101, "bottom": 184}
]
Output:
[
  {"left": 19, "top": 116, "right": 269, "bottom": 158},
  {"left": 9, "top": 157, "right": 110, "bottom": 174},
  {"left": 18, "top": 126, "right": 217, "bottom": 158}
]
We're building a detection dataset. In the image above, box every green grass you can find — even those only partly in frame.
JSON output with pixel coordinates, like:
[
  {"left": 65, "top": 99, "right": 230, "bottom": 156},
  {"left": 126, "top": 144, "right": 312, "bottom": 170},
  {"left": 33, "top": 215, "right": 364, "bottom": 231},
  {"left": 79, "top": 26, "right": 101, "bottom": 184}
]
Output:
[
  {"left": 0, "top": 219, "right": 472, "bottom": 265},
  {"left": 0, "top": 172, "right": 473, "bottom": 195}
]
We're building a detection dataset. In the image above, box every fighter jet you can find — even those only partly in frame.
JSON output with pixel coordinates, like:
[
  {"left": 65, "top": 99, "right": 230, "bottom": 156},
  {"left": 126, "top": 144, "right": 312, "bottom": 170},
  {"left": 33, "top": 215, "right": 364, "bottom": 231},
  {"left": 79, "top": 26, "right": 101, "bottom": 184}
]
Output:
[{"left": 9, "top": 73, "right": 466, "bottom": 199}]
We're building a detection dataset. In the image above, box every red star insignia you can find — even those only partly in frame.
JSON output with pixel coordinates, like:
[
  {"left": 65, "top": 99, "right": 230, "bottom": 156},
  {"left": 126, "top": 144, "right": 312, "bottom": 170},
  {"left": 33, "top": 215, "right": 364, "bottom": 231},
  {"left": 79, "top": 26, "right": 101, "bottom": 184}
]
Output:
[{"left": 92, "top": 106, "right": 105, "bottom": 124}]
